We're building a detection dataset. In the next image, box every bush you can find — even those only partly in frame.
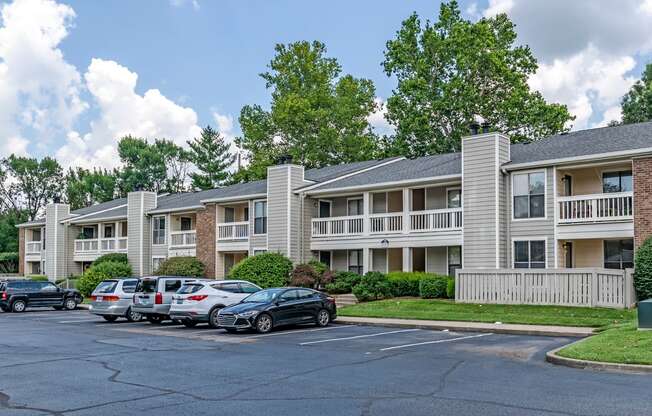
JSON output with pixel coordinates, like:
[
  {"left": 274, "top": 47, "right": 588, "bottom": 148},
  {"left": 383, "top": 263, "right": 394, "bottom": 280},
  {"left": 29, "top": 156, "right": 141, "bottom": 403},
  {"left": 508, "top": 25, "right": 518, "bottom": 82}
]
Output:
[
  {"left": 228, "top": 252, "right": 293, "bottom": 288},
  {"left": 419, "top": 275, "right": 449, "bottom": 299},
  {"left": 290, "top": 264, "right": 319, "bottom": 288},
  {"left": 92, "top": 253, "right": 128, "bottom": 267},
  {"left": 308, "top": 260, "right": 328, "bottom": 278},
  {"left": 154, "top": 256, "right": 205, "bottom": 277},
  {"left": 387, "top": 272, "right": 430, "bottom": 297},
  {"left": 324, "top": 271, "right": 362, "bottom": 294},
  {"left": 635, "top": 237, "right": 652, "bottom": 300},
  {"left": 352, "top": 272, "right": 392, "bottom": 302},
  {"left": 446, "top": 278, "right": 455, "bottom": 299},
  {"left": 28, "top": 275, "right": 48, "bottom": 281},
  {"left": 77, "top": 261, "right": 132, "bottom": 296},
  {"left": 0, "top": 252, "right": 18, "bottom": 273}
]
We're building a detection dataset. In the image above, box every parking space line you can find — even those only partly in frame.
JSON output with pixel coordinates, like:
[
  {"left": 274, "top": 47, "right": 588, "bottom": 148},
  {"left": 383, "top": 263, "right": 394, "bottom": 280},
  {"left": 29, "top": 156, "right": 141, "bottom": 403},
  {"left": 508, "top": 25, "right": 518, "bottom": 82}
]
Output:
[
  {"left": 299, "top": 329, "right": 420, "bottom": 345},
  {"left": 379, "top": 333, "right": 492, "bottom": 351},
  {"left": 58, "top": 319, "right": 102, "bottom": 323},
  {"left": 244, "top": 324, "right": 355, "bottom": 339}
]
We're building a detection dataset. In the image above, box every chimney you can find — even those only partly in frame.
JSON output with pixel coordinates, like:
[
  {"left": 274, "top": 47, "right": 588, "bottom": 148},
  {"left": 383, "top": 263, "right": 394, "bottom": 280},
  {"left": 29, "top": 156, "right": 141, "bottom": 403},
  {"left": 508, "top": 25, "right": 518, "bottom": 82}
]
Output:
[
  {"left": 277, "top": 154, "right": 293, "bottom": 165},
  {"left": 469, "top": 122, "right": 480, "bottom": 135},
  {"left": 53, "top": 195, "right": 61, "bottom": 204},
  {"left": 481, "top": 122, "right": 491, "bottom": 134}
]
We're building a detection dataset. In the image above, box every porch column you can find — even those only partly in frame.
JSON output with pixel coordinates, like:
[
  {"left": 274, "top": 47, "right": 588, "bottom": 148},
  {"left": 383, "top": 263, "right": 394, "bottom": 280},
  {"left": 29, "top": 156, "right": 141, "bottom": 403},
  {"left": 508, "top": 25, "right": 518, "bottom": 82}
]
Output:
[
  {"left": 362, "top": 247, "right": 370, "bottom": 274},
  {"left": 402, "top": 247, "right": 412, "bottom": 272},
  {"left": 362, "top": 191, "right": 370, "bottom": 236},
  {"left": 402, "top": 188, "right": 410, "bottom": 234}
]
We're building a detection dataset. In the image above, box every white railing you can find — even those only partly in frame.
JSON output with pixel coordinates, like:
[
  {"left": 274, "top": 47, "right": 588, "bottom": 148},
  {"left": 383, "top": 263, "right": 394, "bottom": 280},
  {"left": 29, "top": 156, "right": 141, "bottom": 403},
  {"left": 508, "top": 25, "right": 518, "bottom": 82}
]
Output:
[
  {"left": 26, "top": 241, "right": 42, "bottom": 254},
  {"left": 455, "top": 268, "right": 636, "bottom": 309},
  {"left": 75, "top": 239, "right": 99, "bottom": 253},
  {"left": 558, "top": 192, "right": 633, "bottom": 224},
  {"left": 100, "top": 237, "right": 128, "bottom": 252},
  {"left": 410, "top": 208, "right": 462, "bottom": 232},
  {"left": 170, "top": 230, "right": 196, "bottom": 248},
  {"left": 311, "top": 215, "right": 364, "bottom": 237},
  {"left": 217, "top": 221, "right": 249, "bottom": 240},
  {"left": 369, "top": 213, "right": 403, "bottom": 234}
]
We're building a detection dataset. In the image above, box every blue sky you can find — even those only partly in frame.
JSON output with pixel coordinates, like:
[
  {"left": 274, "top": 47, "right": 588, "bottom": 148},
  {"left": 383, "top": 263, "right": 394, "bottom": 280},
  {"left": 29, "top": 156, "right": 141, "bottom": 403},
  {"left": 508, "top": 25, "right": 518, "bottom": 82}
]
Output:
[{"left": 1, "top": 0, "right": 651, "bottom": 169}]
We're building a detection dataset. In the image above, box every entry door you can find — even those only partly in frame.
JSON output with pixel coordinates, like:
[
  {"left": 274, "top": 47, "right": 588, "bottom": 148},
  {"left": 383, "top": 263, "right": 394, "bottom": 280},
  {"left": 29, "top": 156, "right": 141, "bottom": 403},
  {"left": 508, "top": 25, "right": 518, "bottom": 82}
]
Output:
[
  {"left": 318, "top": 200, "right": 332, "bottom": 218},
  {"left": 565, "top": 242, "right": 573, "bottom": 268},
  {"left": 319, "top": 251, "right": 332, "bottom": 268}
]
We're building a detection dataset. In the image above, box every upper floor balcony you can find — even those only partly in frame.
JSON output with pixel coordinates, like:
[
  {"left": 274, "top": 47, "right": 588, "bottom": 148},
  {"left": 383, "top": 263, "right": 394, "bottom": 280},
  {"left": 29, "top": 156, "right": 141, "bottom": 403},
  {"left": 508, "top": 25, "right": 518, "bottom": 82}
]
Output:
[
  {"left": 217, "top": 221, "right": 249, "bottom": 240},
  {"left": 215, "top": 202, "right": 251, "bottom": 251},
  {"left": 74, "top": 237, "right": 128, "bottom": 254},
  {"left": 557, "top": 192, "right": 633, "bottom": 224},
  {"left": 73, "top": 221, "right": 128, "bottom": 259},
  {"left": 167, "top": 212, "right": 197, "bottom": 250},
  {"left": 25, "top": 227, "right": 45, "bottom": 257},
  {"left": 26, "top": 241, "right": 43, "bottom": 255}
]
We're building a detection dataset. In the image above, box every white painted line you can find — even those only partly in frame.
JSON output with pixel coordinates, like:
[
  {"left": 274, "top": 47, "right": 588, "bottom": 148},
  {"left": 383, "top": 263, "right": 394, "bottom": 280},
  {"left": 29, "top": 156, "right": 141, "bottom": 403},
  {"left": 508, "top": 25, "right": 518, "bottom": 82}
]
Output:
[
  {"left": 299, "top": 329, "right": 420, "bottom": 345},
  {"left": 379, "top": 333, "right": 492, "bottom": 351},
  {"left": 58, "top": 319, "right": 102, "bottom": 324},
  {"left": 245, "top": 324, "right": 355, "bottom": 339}
]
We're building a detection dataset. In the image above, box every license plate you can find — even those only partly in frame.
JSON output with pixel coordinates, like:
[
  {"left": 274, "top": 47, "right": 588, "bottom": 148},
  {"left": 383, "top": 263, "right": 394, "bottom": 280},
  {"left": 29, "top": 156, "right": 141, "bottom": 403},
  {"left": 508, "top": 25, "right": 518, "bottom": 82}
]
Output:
[
  {"left": 175, "top": 299, "right": 183, "bottom": 304},
  {"left": 96, "top": 296, "right": 103, "bottom": 302}
]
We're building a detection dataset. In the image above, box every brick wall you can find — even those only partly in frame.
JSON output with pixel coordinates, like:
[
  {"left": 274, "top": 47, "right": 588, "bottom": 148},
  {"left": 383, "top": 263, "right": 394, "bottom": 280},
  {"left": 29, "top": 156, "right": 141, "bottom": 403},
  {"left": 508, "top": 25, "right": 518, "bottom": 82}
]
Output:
[
  {"left": 18, "top": 228, "right": 24, "bottom": 275},
  {"left": 196, "top": 204, "right": 216, "bottom": 278},
  {"left": 634, "top": 157, "right": 652, "bottom": 249}
]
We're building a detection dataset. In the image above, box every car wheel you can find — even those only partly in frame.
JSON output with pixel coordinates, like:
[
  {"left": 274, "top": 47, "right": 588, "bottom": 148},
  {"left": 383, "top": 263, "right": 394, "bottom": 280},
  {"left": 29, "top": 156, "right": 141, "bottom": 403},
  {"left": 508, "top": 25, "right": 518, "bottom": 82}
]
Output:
[
  {"left": 102, "top": 315, "right": 118, "bottom": 322},
  {"left": 254, "top": 313, "right": 273, "bottom": 334},
  {"left": 11, "top": 300, "right": 26, "bottom": 313},
  {"left": 147, "top": 315, "right": 163, "bottom": 324},
  {"left": 224, "top": 328, "right": 238, "bottom": 334},
  {"left": 182, "top": 320, "right": 198, "bottom": 328},
  {"left": 125, "top": 308, "right": 142, "bottom": 322},
  {"left": 64, "top": 298, "right": 78, "bottom": 311},
  {"left": 316, "top": 309, "right": 330, "bottom": 327},
  {"left": 208, "top": 307, "right": 222, "bottom": 329}
]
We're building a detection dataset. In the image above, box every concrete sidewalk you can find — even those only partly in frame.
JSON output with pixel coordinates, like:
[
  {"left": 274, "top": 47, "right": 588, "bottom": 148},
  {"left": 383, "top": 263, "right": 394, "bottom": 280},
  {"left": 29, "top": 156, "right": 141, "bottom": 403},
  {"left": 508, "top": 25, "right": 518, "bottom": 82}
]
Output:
[{"left": 336, "top": 316, "right": 595, "bottom": 337}]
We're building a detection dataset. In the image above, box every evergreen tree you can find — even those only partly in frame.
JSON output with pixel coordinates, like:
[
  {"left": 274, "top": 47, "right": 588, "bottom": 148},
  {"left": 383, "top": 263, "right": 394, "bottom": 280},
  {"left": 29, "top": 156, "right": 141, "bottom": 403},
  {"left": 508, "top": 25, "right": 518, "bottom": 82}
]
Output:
[{"left": 187, "top": 126, "right": 234, "bottom": 190}]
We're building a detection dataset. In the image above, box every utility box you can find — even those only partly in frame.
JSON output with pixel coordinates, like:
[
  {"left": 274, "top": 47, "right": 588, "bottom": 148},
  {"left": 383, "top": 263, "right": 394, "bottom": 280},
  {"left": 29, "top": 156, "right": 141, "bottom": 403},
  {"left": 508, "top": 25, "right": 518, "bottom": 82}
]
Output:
[{"left": 638, "top": 299, "right": 652, "bottom": 330}]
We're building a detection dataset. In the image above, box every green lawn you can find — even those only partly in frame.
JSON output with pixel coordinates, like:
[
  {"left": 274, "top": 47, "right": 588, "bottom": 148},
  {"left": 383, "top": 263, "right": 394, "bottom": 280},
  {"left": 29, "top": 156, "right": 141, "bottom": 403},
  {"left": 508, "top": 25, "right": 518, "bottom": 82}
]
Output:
[
  {"left": 557, "top": 322, "right": 652, "bottom": 365},
  {"left": 338, "top": 299, "right": 635, "bottom": 328}
]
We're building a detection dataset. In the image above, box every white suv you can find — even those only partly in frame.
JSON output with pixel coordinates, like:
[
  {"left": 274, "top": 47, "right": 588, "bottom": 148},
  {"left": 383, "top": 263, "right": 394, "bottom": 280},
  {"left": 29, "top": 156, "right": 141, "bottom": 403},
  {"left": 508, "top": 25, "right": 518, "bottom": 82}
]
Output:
[{"left": 169, "top": 280, "right": 261, "bottom": 328}]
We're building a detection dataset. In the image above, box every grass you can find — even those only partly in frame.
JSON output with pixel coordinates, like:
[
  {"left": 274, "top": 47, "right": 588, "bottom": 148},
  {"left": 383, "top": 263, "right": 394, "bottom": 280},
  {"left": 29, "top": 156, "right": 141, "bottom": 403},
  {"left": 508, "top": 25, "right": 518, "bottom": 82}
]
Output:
[
  {"left": 338, "top": 299, "right": 635, "bottom": 328},
  {"left": 557, "top": 322, "right": 652, "bottom": 365}
]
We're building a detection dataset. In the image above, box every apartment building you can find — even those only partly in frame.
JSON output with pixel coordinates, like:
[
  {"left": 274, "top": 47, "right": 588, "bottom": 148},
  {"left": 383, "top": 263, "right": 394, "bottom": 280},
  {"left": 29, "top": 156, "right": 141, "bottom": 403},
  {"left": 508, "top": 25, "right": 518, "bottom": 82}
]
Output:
[{"left": 17, "top": 121, "right": 652, "bottom": 282}]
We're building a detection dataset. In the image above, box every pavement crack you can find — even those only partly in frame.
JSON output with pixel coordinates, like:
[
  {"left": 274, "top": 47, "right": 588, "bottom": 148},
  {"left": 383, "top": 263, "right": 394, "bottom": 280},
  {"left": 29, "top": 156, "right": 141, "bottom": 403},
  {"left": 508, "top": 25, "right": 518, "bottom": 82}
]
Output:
[{"left": 0, "top": 391, "right": 64, "bottom": 416}]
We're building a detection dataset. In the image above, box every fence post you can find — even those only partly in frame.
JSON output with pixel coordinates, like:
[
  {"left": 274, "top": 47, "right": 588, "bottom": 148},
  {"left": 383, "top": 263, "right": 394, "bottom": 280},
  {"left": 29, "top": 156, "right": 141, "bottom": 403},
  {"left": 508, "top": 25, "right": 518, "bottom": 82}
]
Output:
[
  {"left": 624, "top": 268, "right": 635, "bottom": 308},
  {"left": 590, "top": 269, "right": 597, "bottom": 307}
]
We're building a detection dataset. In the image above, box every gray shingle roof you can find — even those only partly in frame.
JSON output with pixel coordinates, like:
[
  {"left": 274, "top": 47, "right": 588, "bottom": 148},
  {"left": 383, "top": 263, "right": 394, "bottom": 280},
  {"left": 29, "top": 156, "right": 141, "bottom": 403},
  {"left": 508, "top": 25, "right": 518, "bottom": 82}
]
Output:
[
  {"left": 70, "top": 197, "right": 128, "bottom": 216},
  {"left": 303, "top": 158, "right": 400, "bottom": 182},
  {"left": 151, "top": 180, "right": 268, "bottom": 213},
  {"left": 306, "top": 153, "right": 461, "bottom": 192},
  {"left": 18, "top": 218, "right": 45, "bottom": 228},
  {"left": 67, "top": 205, "right": 127, "bottom": 223},
  {"left": 508, "top": 121, "right": 652, "bottom": 166}
]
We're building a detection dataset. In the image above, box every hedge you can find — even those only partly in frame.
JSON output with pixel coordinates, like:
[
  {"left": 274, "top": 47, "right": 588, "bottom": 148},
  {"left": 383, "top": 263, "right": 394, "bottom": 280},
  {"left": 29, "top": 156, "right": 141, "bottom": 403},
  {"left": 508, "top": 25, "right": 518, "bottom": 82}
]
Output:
[
  {"left": 325, "top": 271, "right": 362, "bottom": 294},
  {"left": 635, "top": 237, "right": 652, "bottom": 300},
  {"left": 228, "top": 252, "right": 293, "bottom": 288},
  {"left": 154, "top": 256, "right": 205, "bottom": 277},
  {"left": 92, "top": 253, "right": 128, "bottom": 267},
  {"left": 290, "top": 263, "right": 319, "bottom": 288},
  {"left": 77, "top": 261, "right": 133, "bottom": 296},
  {"left": 352, "top": 272, "right": 392, "bottom": 301},
  {"left": 419, "top": 275, "right": 449, "bottom": 299},
  {"left": 28, "top": 275, "right": 49, "bottom": 281}
]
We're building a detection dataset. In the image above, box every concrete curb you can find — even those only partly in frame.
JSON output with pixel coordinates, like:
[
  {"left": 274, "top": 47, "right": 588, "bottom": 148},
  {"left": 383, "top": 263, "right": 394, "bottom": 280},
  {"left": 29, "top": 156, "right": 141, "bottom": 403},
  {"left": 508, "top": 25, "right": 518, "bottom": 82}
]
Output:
[
  {"left": 546, "top": 339, "right": 652, "bottom": 374},
  {"left": 336, "top": 316, "right": 594, "bottom": 337},
  {"left": 77, "top": 304, "right": 90, "bottom": 310}
]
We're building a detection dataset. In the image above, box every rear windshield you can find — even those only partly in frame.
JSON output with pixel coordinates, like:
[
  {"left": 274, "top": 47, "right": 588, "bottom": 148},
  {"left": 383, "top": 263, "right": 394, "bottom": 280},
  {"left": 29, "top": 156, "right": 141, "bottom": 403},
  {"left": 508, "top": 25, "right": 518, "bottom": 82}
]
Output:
[
  {"left": 95, "top": 281, "right": 118, "bottom": 294},
  {"left": 136, "top": 279, "right": 158, "bottom": 293},
  {"left": 121, "top": 280, "right": 138, "bottom": 293},
  {"left": 177, "top": 284, "right": 203, "bottom": 294},
  {"left": 0, "top": 282, "right": 5, "bottom": 291}
]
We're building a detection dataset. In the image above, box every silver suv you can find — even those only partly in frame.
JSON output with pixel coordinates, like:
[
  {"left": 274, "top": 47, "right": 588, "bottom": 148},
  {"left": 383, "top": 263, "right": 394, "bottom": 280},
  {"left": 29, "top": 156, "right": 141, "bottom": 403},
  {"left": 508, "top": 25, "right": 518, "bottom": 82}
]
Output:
[
  {"left": 132, "top": 276, "right": 205, "bottom": 324},
  {"left": 89, "top": 278, "right": 141, "bottom": 322}
]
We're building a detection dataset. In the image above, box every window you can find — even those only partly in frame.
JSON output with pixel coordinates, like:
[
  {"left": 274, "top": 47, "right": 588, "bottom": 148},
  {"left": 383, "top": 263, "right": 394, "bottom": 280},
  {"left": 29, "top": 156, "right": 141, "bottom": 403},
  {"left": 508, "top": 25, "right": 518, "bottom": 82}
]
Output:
[
  {"left": 562, "top": 175, "right": 572, "bottom": 197},
  {"left": 164, "top": 280, "right": 182, "bottom": 292},
  {"left": 152, "top": 217, "right": 166, "bottom": 245},
  {"left": 121, "top": 280, "right": 137, "bottom": 294},
  {"left": 103, "top": 224, "right": 114, "bottom": 238},
  {"left": 120, "top": 221, "right": 128, "bottom": 237},
  {"left": 604, "top": 239, "right": 634, "bottom": 269},
  {"left": 514, "top": 240, "right": 546, "bottom": 269},
  {"left": 347, "top": 198, "right": 363, "bottom": 216},
  {"left": 243, "top": 207, "right": 249, "bottom": 222},
  {"left": 213, "top": 282, "right": 241, "bottom": 293},
  {"left": 254, "top": 201, "right": 267, "bottom": 234},
  {"left": 603, "top": 171, "right": 632, "bottom": 193},
  {"left": 180, "top": 217, "right": 192, "bottom": 231},
  {"left": 447, "top": 189, "right": 461, "bottom": 209},
  {"left": 95, "top": 281, "right": 118, "bottom": 294},
  {"left": 318, "top": 200, "right": 332, "bottom": 218},
  {"left": 279, "top": 290, "right": 298, "bottom": 302},
  {"left": 239, "top": 282, "right": 260, "bottom": 293},
  {"left": 152, "top": 257, "right": 166, "bottom": 272},
  {"left": 513, "top": 172, "right": 545, "bottom": 219},
  {"left": 319, "top": 251, "right": 331, "bottom": 268},
  {"left": 348, "top": 250, "right": 363, "bottom": 275},
  {"left": 39, "top": 282, "right": 58, "bottom": 292},
  {"left": 224, "top": 207, "right": 235, "bottom": 223},
  {"left": 82, "top": 226, "right": 96, "bottom": 239},
  {"left": 31, "top": 229, "right": 41, "bottom": 242},
  {"left": 253, "top": 250, "right": 267, "bottom": 255},
  {"left": 296, "top": 289, "right": 315, "bottom": 300},
  {"left": 447, "top": 246, "right": 462, "bottom": 277}
]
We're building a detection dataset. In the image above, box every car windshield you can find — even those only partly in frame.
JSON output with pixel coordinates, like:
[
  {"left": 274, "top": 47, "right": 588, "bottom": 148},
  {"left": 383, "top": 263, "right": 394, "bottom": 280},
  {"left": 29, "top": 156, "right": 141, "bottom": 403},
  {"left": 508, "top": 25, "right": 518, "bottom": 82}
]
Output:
[
  {"left": 94, "top": 281, "right": 118, "bottom": 294},
  {"left": 242, "top": 289, "right": 284, "bottom": 303},
  {"left": 177, "top": 284, "right": 203, "bottom": 294},
  {"left": 136, "top": 279, "right": 157, "bottom": 293}
]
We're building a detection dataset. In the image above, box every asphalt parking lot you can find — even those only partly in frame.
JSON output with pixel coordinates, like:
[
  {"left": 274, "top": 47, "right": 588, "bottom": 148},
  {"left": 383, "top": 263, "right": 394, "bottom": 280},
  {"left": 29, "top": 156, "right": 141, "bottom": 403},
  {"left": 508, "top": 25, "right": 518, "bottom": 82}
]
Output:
[{"left": 1, "top": 309, "right": 651, "bottom": 416}]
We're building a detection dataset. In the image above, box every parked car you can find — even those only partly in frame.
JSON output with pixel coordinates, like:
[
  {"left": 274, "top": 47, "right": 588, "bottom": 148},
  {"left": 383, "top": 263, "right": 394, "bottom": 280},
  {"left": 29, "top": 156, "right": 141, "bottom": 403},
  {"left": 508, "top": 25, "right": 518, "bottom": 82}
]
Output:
[
  {"left": 0, "top": 280, "right": 83, "bottom": 313},
  {"left": 132, "top": 276, "right": 205, "bottom": 324},
  {"left": 89, "top": 278, "right": 142, "bottom": 322},
  {"left": 217, "top": 287, "right": 337, "bottom": 334},
  {"left": 169, "top": 280, "right": 262, "bottom": 328}
]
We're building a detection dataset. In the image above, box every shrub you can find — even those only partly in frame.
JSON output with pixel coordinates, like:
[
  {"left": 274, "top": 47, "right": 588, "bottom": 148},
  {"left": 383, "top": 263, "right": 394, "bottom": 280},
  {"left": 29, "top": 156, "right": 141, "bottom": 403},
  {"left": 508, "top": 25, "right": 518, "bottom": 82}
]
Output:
[
  {"left": 228, "top": 252, "right": 293, "bottom": 288},
  {"left": 290, "top": 264, "right": 319, "bottom": 288},
  {"left": 446, "top": 278, "right": 455, "bottom": 299},
  {"left": 77, "top": 261, "right": 132, "bottom": 296},
  {"left": 386, "top": 272, "right": 431, "bottom": 297},
  {"left": 28, "top": 275, "right": 48, "bottom": 281},
  {"left": 635, "top": 237, "right": 652, "bottom": 300},
  {"left": 92, "top": 253, "right": 128, "bottom": 267},
  {"left": 154, "top": 256, "right": 205, "bottom": 277},
  {"left": 419, "top": 275, "right": 449, "bottom": 299},
  {"left": 308, "top": 260, "right": 328, "bottom": 278},
  {"left": 352, "top": 272, "right": 392, "bottom": 302},
  {"left": 0, "top": 252, "right": 18, "bottom": 273},
  {"left": 324, "top": 271, "right": 362, "bottom": 294}
]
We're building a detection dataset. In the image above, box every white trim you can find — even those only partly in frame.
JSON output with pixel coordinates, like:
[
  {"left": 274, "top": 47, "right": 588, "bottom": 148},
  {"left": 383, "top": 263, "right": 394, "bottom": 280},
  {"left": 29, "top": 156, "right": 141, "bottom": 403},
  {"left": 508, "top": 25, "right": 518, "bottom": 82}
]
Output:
[
  {"left": 495, "top": 140, "right": 500, "bottom": 268},
  {"left": 286, "top": 166, "right": 292, "bottom": 257},
  {"left": 511, "top": 237, "right": 548, "bottom": 269},
  {"left": 504, "top": 147, "right": 652, "bottom": 171},
  {"left": 303, "top": 174, "right": 462, "bottom": 196},
  {"left": 460, "top": 142, "right": 465, "bottom": 268},
  {"left": 317, "top": 199, "right": 333, "bottom": 218},
  {"left": 69, "top": 215, "right": 127, "bottom": 225},
  {"left": 510, "top": 168, "right": 548, "bottom": 221},
  {"left": 139, "top": 193, "right": 144, "bottom": 277},
  {"left": 445, "top": 187, "right": 462, "bottom": 209},
  {"left": 148, "top": 205, "right": 204, "bottom": 215},
  {"left": 553, "top": 166, "right": 558, "bottom": 268},
  {"left": 346, "top": 196, "right": 363, "bottom": 216},
  {"left": 151, "top": 256, "right": 167, "bottom": 273},
  {"left": 60, "top": 204, "right": 127, "bottom": 224},
  {"left": 200, "top": 193, "right": 267, "bottom": 204},
  {"left": 151, "top": 215, "right": 167, "bottom": 246},
  {"left": 446, "top": 245, "right": 462, "bottom": 277},
  {"left": 297, "top": 157, "right": 405, "bottom": 192},
  {"left": 252, "top": 199, "right": 268, "bottom": 236}
]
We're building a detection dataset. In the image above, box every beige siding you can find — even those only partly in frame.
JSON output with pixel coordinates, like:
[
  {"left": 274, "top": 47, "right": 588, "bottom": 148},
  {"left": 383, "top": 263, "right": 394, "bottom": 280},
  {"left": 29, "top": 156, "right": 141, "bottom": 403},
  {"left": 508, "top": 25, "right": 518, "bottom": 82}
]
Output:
[
  {"left": 44, "top": 204, "right": 70, "bottom": 280},
  {"left": 332, "top": 250, "right": 348, "bottom": 271},
  {"left": 371, "top": 249, "right": 387, "bottom": 272},
  {"left": 128, "top": 192, "right": 157, "bottom": 276},
  {"left": 573, "top": 239, "right": 604, "bottom": 268},
  {"left": 387, "top": 248, "right": 402, "bottom": 272},
  {"left": 425, "top": 187, "right": 447, "bottom": 210},
  {"left": 557, "top": 162, "right": 632, "bottom": 196},
  {"left": 426, "top": 247, "right": 447, "bottom": 274}
]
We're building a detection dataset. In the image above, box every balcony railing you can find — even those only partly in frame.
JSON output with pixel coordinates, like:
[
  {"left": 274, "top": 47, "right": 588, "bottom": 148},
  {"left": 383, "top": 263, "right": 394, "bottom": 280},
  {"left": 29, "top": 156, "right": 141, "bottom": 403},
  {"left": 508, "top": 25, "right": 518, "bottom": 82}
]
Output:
[
  {"left": 312, "top": 215, "right": 364, "bottom": 237},
  {"left": 410, "top": 208, "right": 463, "bottom": 232},
  {"left": 75, "top": 239, "right": 99, "bottom": 253},
  {"left": 369, "top": 213, "right": 403, "bottom": 234},
  {"left": 26, "top": 241, "right": 42, "bottom": 254},
  {"left": 217, "top": 222, "right": 249, "bottom": 240},
  {"left": 170, "top": 230, "right": 196, "bottom": 248},
  {"left": 558, "top": 192, "right": 633, "bottom": 224},
  {"left": 100, "top": 237, "right": 128, "bottom": 252}
]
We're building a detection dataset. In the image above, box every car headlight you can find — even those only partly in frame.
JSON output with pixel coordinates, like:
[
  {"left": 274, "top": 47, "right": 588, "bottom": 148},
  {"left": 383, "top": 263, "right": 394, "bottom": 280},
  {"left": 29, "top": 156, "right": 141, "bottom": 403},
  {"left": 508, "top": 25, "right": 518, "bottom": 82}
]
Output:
[{"left": 237, "top": 310, "right": 259, "bottom": 318}]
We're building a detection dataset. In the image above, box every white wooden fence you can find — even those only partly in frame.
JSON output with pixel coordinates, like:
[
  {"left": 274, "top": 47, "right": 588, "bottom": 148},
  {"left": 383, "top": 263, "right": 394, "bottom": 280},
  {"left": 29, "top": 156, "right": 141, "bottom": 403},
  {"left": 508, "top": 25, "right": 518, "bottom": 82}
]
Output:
[{"left": 455, "top": 268, "right": 636, "bottom": 309}]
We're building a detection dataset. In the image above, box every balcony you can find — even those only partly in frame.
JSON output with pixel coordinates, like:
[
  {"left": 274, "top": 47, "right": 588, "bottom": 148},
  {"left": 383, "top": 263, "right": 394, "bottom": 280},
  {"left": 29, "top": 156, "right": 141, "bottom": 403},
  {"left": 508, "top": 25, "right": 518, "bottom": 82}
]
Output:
[
  {"left": 558, "top": 192, "right": 633, "bottom": 224},
  {"left": 100, "top": 237, "right": 128, "bottom": 252},
  {"left": 169, "top": 230, "right": 196, "bottom": 248},
  {"left": 312, "top": 216, "right": 364, "bottom": 237},
  {"left": 217, "top": 222, "right": 249, "bottom": 240},
  {"left": 26, "top": 241, "right": 42, "bottom": 255},
  {"left": 410, "top": 208, "right": 463, "bottom": 232}
]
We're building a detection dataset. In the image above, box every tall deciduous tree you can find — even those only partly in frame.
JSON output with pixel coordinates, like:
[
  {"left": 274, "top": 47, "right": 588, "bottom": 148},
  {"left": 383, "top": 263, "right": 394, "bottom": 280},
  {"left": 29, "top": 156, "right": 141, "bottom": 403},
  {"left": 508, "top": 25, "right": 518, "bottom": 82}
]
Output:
[
  {"left": 382, "top": 1, "right": 573, "bottom": 157},
  {"left": 65, "top": 167, "right": 118, "bottom": 210},
  {"left": 154, "top": 139, "right": 191, "bottom": 193},
  {"left": 621, "top": 63, "right": 652, "bottom": 124},
  {"left": 187, "top": 126, "right": 234, "bottom": 190},
  {"left": 235, "top": 40, "right": 380, "bottom": 181},
  {"left": 117, "top": 136, "right": 167, "bottom": 194},
  {"left": 0, "top": 210, "right": 28, "bottom": 252}
]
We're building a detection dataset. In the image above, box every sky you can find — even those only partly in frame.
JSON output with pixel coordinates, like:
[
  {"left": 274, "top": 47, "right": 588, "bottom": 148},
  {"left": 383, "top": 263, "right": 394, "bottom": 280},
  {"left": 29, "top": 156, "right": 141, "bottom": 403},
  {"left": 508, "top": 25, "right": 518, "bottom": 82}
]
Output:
[{"left": 1, "top": 0, "right": 651, "bottom": 170}]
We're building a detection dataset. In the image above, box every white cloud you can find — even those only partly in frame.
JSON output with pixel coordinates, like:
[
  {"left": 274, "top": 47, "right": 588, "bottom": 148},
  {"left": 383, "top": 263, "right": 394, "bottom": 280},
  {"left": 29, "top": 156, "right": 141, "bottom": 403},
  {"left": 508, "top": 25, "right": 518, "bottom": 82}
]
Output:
[
  {"left": 169, "top": 0, "right": 199, "bottom": 11},
  {"left": 367, "top": 97, "right": 395, "bottom": 137},
  {"left": 642, "top": 0, "right": 652, "bottom": 14},
  {"left": 0, "top": 0, "right": 87, "bottom": 157},
  {"left": 483, "top": 0, "right": 513, "bottom": 17}
]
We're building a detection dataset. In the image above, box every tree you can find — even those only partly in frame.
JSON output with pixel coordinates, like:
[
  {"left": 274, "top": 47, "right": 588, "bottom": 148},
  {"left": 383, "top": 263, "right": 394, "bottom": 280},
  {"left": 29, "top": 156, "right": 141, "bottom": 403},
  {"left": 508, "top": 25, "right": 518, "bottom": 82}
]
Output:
[
  {"left": 187, "top": 126, "right": 234, "bottom": 190},
  {"left": 65, "top": 167, "right": 117, "bottom": 210},
  {"left": 154, "top": 139, "right": 191, "bottom": 193},
  {"left": 0, "top": 210, "right": 28, "bottom": 252},
  {"left": 621, "top": 63, "right": 652, "bottom": 124},
  {"left": 116, "top": 136, "right": 167, "bottom": 194},
  {"left": 382, "top": 1, "right": 573, "bottom": 157},
  {"left": 0, "top": 155, "right": 63, "bottom": 220},
  {"left": 235, "top": 40, "right": 380, "bottom": 181}
]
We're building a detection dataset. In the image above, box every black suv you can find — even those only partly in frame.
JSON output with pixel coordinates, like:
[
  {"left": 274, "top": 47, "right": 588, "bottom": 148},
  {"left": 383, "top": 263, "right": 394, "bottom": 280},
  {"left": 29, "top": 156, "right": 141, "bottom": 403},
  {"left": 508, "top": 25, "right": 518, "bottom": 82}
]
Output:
[{"left": 0, "top": 280, "right": 83, "bottom": 313}]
